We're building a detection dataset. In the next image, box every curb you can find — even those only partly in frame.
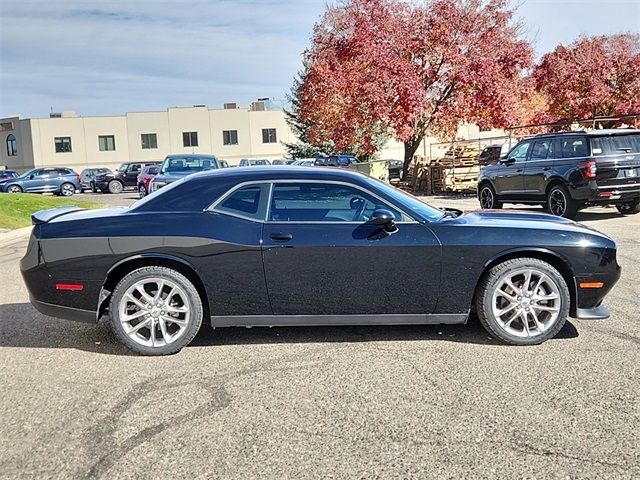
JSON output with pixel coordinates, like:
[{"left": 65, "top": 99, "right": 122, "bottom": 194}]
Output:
[{"left": 0, "top": 226, "right": 32, "bottom": 246}]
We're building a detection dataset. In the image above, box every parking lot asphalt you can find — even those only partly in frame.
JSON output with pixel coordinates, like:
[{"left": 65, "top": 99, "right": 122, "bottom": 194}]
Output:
[{"left": 0, "top": 191, "right": 638, "bottom": 479}]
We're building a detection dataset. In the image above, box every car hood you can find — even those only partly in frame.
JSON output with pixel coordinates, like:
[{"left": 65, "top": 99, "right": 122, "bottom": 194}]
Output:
[{"left": 446, "top": 209, "right": 613, "bottom": 241}]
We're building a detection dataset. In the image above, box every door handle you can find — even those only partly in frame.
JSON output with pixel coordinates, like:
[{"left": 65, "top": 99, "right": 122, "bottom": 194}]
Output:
[
  {"left": 516, "top": 169, "right": 523, "bottom": 173},
  {"left": 543, "top": 167, "right": 551, "bottom": 171},
  {"left": 269, "top": 232, "right": 293, "bottom": 242}
]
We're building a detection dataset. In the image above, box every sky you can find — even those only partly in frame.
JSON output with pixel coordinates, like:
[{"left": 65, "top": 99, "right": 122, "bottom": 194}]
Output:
[{"left": 0, "top": 0, "right": 638, "bottom": 119}]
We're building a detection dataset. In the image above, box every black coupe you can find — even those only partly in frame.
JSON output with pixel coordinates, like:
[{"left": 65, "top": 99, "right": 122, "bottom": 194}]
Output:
[{"left": 21, "top": 167, "right": 620, "bottom": 355}]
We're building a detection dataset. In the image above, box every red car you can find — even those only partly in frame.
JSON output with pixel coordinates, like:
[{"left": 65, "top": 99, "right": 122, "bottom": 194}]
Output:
[{"left": 136, "top": 164, "right": 160, "bottom": 198}]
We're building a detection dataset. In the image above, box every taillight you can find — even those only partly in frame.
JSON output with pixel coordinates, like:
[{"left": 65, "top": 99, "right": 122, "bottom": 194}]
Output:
[
  {"left": 582, "top": 159, "right": 597, "bottom": 179},
  {"left": 76, "top": 174, "right": 81, "bottom": 182}
]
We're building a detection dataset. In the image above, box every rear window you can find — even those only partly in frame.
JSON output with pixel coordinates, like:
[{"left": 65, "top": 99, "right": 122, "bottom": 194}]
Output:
[
  {"left": 161, "top": 156, "right": 216, "bottom": 174},
  {"left": 591, "top": 134, "right": 640, "bottom": 156}
]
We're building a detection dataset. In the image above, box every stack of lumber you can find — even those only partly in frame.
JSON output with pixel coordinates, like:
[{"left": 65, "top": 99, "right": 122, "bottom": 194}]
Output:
[{"left": 408, "top": 146, "right": 482, "bottom": 194}]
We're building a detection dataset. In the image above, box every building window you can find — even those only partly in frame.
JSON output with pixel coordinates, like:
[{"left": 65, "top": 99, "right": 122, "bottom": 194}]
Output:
[
  {"left": 183, "top": 131, "right": 198, "bottom": 147},
  {"left": 223, "top": 130, "right": 238, "bottom": 146},
  {"left": 262, "top": 128, "right": 277, "bottom": 144},
  {"left": 6, "top": 134, "right": 17, "bottom": 156},
  {"left": 54, "top": 137, "right": 72, "bottom": 153},
  {"left": 141, "top": 133, "right": 158, "bottom": 149},
  {"left": 98, "top": 135, "right": 116, "bottom": 151}
]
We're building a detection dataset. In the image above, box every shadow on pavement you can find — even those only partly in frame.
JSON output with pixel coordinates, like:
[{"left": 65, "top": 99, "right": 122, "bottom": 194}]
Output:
[{"left": 0, "top": 303, "right": 578, "bottom": 355}]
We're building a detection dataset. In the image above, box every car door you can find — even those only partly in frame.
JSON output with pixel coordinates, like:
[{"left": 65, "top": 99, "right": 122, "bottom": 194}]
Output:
[
  {"left": 33, "top": 168, "right": 58, "bottom": 192},
  {"left": 124, "top": 164, "right": 142, "bottom": 186},
  {"left": 493, "top": 140, "right": 531, "bottom": 196},
  {"left": 523, "top": 138, "right": 554, "bottom": 195},
  {"left": 261, "top": 181, "right": 441, "bottom": 316}
]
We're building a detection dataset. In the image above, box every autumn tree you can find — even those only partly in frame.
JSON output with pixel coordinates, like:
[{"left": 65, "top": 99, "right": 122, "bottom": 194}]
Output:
[
  {"left": 533, "top": 33, "right": 640, "bottom": 126},
  {"left": 299, "top": 0, "right": 533, "bottom": 175}
]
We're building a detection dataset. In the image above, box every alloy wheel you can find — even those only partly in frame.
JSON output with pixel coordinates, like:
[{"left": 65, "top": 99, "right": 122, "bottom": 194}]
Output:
[
  {"left": 60, "top": 183, "right": 75, "bottom": 196},
  {"left": 480, "top": 186, "right": 494, "bottom": 209},
  {"left": 138, "top": 185, "right": 147, "bottom": 198},
  {"left": 7, "top": 185, "right": 21, "bottom": 193},
  {"left": 119, "top": 278, "right": 191, "bottom": 348},
  {"left": 491, "top": 268, "right": 561, "bottom": 338},
  {"left": 548, "top": 189, "right": 567, "bottom": 216}
]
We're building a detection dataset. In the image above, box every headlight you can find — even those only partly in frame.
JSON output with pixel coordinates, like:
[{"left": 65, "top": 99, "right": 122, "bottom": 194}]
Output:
[{"left": 151, "top": 182, "right": 166, "bottom": 192}]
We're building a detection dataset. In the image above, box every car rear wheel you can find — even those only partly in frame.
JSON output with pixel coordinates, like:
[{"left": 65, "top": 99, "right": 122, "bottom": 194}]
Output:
[
  {"left": 138, "top": 184, "right": 147, "bottom": 199},
  {"left": 547, "top": 184, "right": 578, "bottom": 219},
  {"left": 6, "top": 185, "right": 22, "bottom": 193},
  {"left": 109, "top": 266, "right": 204, "bottom": 355},
  {"left": 476, "top": 257, "right": 570, "bottom": 345},
  {"left": 59, "top": 182, "right": 75, "bottom": 196},
  {"left": 479, "top": 184, "right": 502, "bottom": 209},
  {"left": 616, "top": 199, "right": 640, "bottom": 215},
  {"left": 108, "top": 180, "right": 124, "bottom": 194}
]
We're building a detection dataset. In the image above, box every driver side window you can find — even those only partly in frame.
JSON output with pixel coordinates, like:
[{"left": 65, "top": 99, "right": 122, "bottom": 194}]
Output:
[{"left": 269, "top": 182, "right": 402, "bottom": 222}]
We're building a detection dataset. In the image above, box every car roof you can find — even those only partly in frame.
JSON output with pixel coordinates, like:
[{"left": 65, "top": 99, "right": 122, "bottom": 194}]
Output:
[
  {"left": 534, "top": 128, "right": 640, "bottom": 138},
  {"left": 166, "top": 154, "right": 217, "bottom": 159},
  {"left": 190, "top": 166, "right": 371, "bottom": 184}
]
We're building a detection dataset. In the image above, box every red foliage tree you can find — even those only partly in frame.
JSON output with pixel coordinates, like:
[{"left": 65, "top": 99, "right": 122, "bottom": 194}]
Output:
[
  {"left": 533, "top": 34, "right": 640, "bottom": 126},
  {"left": 299, "top": 0, "right": 533, "bottom": 173}
]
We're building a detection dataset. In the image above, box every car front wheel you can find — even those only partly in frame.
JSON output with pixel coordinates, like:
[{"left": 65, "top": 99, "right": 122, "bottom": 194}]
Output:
[
  {"left": 109, "top": 266, "right": 204, "bottom": 355},
  {"left": 476, "top": 257, "right": 570, "bottom": 345},
  {"left": 6, "top": 185, "right": 22, "bottom": 193},
  {"left": 616, "top": 199, "right": 640, "bottom": 215},
  {"left": 478, "top": 184, "right": 502, "bottom": 209},
  {"left": 108, "top": 180, "right": 124, "bottom": 194},
  {"left": 138, "top": 184, "right": 147, "bottom": 198}
]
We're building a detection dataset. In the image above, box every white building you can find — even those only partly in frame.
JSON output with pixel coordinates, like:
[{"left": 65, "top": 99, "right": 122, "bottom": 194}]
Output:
[
  {"left": 0, "top": 101, "right": 296, "bottom": 171},
  {"left": 0, "top": 101, "right": 507, "bottom": 173}
]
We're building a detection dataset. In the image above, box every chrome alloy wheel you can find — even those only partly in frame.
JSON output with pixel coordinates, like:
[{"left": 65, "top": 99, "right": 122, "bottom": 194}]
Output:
[
  {"left": 60, "top": 183, "right": 75, "bottom": 196},
  {"left": 491, "top": 268, "right": 561, "bottom": 338},
  {"left": 480, "top": 186, "right": 494, "bottom": 209},
  {"left": 119, "top": 277, "right": 191, "bottom": 348},
  {"left": 548, "top": 189, "right": 567, "bottom": 216}
]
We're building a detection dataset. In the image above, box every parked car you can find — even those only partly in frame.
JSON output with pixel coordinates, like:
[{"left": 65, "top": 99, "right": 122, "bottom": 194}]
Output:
[
  {"left": 94, "top": 162, "right": 158, "bottom": 194},
  {"left": 22, "top": 167, "right": 619, "bottom": 355},
  {"left": 239, "top": 158, "right": 271, "bottom": 167},
  {"left": 0, "top": 167, "right": 81, "bottom": 196},
  {"left": 150, "top": 154, "right": 220, "bottom": 193},
  {"left": 291, "top": 159, "right": 316, "bottom": 167},
  {"left": 218, "top": 159, "right": 230, "bottom": 168},
  {"left": 315, "top": 155, "right": 358, "bottom": 167},
  {"left": 136, "top": 164, "right": 160, "bottom": 198},
  {"left": 386, "top": 160, "right": 404, "bottom": 180},
  {"left": 272, "top": 159, "right": 295, "bottom": 165},
  {"left": 478, "top": 129, "right": 640, "bottom": 218},
  {"left": 79, "top": 167, "right": 111, "bottom": 192},
  {"left": 0, "top": 170, "right": 18, "bottom": 184}
]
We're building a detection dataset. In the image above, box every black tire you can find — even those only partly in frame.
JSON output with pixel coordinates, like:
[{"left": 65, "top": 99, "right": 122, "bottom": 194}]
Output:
[
  {"left": 616, "top": 199, "right": 640, "bottom": 215},
  {"left": 109, "top": 266, "right": 204, "bottom": 356},
  {"left": 476, "top": 257, "right": 570, "bottom": 345},
  {"left": 6, "top": 184, "right": 22, "bottom": 193},
  {"left": 108, "top": 180, "right": 124, "bottom": 194},
  {"left": 91, "top": 182, "right": 98, "bottom": 193},
  {"left": 59, "top": 182, "right": 75, "bottom": 197},
  {"left": 478, "top": 183, "right": 503, "bottom": 209},
  {"left": 547, "top": 184, "right": 578, "bottom": 219},
  {"left": 138, "top": 184, "right": 147, "bottom": 199}
]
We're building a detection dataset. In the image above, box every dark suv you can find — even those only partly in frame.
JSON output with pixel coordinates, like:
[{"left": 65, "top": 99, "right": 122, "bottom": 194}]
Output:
[
  {"left": 478, "top": 129, "right": 640, "bottom": 218},
  {"left": 94, "top": 162, "right": 158, "bottom": 194}
]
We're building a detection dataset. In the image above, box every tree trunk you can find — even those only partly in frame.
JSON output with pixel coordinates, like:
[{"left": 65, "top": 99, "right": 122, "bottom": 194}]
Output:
[{"left": 402, "top": 137, "right": 423, "bottom": 180}]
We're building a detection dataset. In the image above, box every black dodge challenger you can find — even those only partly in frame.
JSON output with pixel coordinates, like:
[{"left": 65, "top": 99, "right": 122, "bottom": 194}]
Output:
[{"left": 21, "top": 167, "right": 620, "bottom": 355}]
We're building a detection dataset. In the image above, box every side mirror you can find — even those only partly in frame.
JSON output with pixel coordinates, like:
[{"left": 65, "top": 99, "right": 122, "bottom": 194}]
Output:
[
  {"left": 500, "top": 156, "right": 515, "bottom": 164},
  {"left": 369, "top": 209, "right": 398, "bottom": 233},
  {"left": 29, "top": 174, "right": 35, "bottom": 179}
]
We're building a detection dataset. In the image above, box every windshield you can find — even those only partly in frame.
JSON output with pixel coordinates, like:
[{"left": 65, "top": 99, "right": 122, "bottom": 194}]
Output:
[
  {"left": 161, "top": 156, "right": 216, "bottom": 175},
  {"left": 370, "top": 178, "right": 445, "bottom": 222},
  {"left": 18, "top": 168, "right": 36, "bottom": 178}
]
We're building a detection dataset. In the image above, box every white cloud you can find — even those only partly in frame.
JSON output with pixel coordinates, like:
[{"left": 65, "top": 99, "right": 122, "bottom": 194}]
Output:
[{"left": 0, "top": 0, "right": 324, "bottom": 117}]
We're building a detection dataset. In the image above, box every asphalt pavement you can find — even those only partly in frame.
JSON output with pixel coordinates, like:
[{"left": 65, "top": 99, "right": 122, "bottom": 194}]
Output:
[{"left": 0, "top": 192, "right": 638, "bottom": 479}]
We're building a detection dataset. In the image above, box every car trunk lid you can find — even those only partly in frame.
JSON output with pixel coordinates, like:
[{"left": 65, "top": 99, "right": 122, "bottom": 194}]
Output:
[{"left": 31, "top": 206, "right": 86, "bottom": 225}]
